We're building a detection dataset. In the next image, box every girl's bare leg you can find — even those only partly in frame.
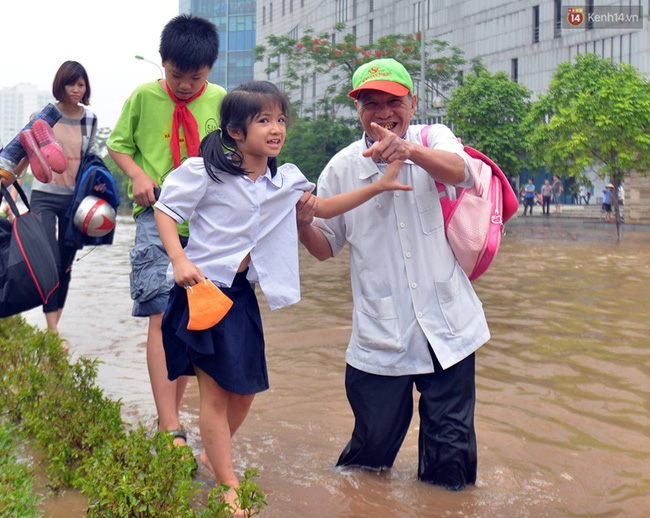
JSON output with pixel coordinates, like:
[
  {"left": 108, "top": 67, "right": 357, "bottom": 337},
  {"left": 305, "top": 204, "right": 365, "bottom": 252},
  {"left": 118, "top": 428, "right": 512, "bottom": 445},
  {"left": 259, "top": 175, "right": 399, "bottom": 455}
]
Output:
[{"left": 195, "top": 367, "right": 254, "bottom": 514}]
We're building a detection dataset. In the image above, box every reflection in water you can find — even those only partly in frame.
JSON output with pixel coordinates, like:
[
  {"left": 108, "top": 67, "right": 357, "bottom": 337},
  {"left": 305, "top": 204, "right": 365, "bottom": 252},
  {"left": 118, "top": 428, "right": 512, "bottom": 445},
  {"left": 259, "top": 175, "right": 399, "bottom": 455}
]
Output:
[{"left": 24, "top": 216, "right": 650, "bottom": 517}]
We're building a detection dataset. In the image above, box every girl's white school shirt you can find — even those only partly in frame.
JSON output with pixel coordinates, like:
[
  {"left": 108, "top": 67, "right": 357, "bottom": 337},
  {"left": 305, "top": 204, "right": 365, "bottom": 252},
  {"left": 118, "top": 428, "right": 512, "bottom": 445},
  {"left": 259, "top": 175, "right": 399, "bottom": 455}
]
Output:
[{"left": 154, "top": 157, "right": 314, "bottom": 310}]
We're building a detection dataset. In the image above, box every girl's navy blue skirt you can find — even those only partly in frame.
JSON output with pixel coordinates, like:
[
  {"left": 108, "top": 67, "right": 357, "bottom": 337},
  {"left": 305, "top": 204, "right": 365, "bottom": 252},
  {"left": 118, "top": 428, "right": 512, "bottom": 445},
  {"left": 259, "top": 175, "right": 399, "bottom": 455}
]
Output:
[{"left": 161, "top": 271, "right": 268, "bottom": 395}]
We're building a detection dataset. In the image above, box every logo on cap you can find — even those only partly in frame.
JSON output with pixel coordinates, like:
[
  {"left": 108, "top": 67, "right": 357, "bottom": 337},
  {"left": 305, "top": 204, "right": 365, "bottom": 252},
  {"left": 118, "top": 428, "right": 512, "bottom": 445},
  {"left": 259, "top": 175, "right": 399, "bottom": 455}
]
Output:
[{"left": 348, "top": 58, "right": 414, "bottom": 99}]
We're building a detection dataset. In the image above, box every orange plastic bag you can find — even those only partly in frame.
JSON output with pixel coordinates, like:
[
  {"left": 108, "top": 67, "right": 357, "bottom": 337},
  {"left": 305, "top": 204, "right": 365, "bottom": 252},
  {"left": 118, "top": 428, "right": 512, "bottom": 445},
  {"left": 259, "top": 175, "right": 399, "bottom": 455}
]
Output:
[{"left": 186, "top": 279, "right": 233, "bottom": 331}]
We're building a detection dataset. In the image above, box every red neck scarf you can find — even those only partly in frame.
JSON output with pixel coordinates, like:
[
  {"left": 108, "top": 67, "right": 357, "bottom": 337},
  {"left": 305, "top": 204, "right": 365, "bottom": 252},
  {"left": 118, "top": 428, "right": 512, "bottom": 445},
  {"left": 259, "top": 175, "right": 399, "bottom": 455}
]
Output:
[{"left": 165, "top": 81, "right": 206, "bottom": 168}]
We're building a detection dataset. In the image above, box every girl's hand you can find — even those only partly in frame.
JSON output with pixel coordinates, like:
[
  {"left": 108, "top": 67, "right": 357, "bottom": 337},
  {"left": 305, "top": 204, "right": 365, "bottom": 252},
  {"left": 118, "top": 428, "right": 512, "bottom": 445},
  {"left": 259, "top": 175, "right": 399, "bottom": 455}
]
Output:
[
  {"left": 171, "top": 257, "right": 205, "bottom": 288},
  {"left": 376, "top": 160, "right": 412, "bottom": 192},
  {"left": 296, "top": 191, "right": 317, "bottom": 228}
]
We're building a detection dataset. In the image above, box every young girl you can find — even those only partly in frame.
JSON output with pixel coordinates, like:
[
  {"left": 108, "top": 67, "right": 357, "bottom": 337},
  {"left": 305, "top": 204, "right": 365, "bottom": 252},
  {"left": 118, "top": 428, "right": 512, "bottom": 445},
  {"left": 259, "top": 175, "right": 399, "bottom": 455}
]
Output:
[{"left": 153, "top": 81, "right": 410, "bottom": 512}]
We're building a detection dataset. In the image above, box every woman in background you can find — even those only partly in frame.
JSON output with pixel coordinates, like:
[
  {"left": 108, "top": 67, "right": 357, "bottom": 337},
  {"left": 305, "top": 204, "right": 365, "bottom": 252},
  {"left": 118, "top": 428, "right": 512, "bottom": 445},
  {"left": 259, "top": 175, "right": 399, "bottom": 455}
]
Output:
[{"left": 29, "top": 61, "right": 98, "bottom": 350}]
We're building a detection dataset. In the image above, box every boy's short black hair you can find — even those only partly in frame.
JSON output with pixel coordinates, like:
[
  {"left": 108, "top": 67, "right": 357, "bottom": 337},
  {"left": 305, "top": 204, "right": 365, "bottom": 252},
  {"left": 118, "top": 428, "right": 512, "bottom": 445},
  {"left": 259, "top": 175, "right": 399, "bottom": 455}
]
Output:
[{"left": 159, "top": 14, "right": 219, "bottom": 72}]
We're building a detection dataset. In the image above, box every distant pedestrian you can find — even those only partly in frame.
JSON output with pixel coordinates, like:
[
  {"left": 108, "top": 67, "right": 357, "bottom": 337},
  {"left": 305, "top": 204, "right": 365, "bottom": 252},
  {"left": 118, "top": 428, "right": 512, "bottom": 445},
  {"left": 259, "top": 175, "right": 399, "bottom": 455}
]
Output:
[
  {"left": 602, "top": 184, "right": 614, "bottom": 222},
  {"left": 578, "top": 184, "right": 588, "bottom": 205},
  {"left": 522, "top": 178, "right": 535, "bottom": 216},
  {"left": 552, "top": 175, "right": 563, "bottom": 213},
  {"left": 540, "top": 179, "right": 552, "bottom": 215}
]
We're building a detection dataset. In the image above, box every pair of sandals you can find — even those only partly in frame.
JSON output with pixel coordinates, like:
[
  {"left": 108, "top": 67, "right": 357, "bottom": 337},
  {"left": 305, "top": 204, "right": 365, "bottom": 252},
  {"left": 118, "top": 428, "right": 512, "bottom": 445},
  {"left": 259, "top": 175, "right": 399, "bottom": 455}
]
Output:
[{"left": 19, "top": 119, "right": 67, "bottom": 183}]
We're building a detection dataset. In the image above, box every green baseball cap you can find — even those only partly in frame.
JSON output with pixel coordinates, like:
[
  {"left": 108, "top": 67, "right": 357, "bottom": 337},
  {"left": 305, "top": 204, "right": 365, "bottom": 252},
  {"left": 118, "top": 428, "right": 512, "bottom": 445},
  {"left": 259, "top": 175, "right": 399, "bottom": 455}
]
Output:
[{"left": 348, "top": 58, "right": 414, "bottom": 99}]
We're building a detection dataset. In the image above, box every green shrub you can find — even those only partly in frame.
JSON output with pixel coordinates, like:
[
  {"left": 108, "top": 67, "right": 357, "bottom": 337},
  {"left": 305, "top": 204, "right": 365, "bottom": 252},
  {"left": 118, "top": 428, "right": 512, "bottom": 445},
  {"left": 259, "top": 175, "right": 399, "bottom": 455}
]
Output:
[
  {"left": 196, "top": 469, "right": 267, "bottom": 518},
  {"left": 0, "top": 316, "right": 267, "bottom": 517},
  {"left": 82, "top": 426, "right": 196, "bottom": 517},
  {"left": 0, "top": 316, "right": 124, "bottom": 489},
  {"left": 0, "top": 423, "right": 42, "bottom": 517}
]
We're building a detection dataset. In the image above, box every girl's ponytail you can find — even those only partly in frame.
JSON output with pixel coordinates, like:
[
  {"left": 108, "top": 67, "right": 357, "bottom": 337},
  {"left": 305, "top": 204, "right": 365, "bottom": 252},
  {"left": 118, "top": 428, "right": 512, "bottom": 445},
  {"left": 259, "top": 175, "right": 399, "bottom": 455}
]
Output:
[{"left": 200, "top": 127, "right": 242, "bottom": 182}]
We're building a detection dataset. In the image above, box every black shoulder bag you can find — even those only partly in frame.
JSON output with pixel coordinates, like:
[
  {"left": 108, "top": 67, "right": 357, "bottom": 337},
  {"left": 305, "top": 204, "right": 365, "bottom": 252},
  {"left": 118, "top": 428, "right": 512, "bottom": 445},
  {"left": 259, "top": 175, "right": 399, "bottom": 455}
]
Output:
[{"left": 0, "top": 183, "right": 59, "bottom": 318}]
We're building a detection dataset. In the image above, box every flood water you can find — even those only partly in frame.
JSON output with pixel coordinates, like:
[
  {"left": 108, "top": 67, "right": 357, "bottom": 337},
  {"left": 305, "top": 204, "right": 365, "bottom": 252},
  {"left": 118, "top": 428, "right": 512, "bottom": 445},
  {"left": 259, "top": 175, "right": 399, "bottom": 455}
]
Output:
[{"left": 23, "top": 215, "right": 650, "bottom": 517}]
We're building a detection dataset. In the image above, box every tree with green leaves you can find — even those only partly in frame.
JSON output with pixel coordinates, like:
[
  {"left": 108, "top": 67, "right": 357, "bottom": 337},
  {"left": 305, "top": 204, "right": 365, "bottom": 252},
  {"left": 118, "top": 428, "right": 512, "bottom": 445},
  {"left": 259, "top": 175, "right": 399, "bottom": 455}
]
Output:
[
  {"left": 255, "top": 27, "right": 466, "bottom": 182},
  {"left": 92, "top": 126, "right": 112, "bottom": 155},
  {"left": 255, "top": 25, "right": 465, "bottom": 115},
  {"left": 280, "top": 114, "right": 360, "bottom": 184},
  {"left": 445, "top": 68, "right": 532, "bottom": 180},
  {"left": 524, "top": 53, "right": 650, "bottom": 235}
]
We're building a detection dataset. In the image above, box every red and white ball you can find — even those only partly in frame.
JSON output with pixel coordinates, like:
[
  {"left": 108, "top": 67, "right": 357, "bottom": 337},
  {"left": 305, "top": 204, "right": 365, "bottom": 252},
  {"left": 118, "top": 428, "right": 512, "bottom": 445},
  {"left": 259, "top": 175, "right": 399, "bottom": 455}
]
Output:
[{"left": 73, "top": 196, "right": 116, "bottom": 237}]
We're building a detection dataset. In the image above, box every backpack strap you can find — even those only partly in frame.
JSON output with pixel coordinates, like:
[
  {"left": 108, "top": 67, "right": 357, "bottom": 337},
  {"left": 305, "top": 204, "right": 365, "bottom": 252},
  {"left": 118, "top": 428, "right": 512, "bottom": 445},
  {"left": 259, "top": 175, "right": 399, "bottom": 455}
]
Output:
[
  {"left": 1, "top": 182, "right": 30, "bottom": 218},
  {"left": 420, "top": 125, "right": 447, "bottom": 197}
]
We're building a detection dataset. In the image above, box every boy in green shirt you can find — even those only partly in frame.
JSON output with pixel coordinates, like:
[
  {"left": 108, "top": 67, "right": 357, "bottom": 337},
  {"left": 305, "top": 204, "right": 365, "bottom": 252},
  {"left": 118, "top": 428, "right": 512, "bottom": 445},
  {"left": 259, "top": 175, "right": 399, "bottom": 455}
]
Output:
[{"left": 107, "top": 14, "right": 226, "bottom": 449}]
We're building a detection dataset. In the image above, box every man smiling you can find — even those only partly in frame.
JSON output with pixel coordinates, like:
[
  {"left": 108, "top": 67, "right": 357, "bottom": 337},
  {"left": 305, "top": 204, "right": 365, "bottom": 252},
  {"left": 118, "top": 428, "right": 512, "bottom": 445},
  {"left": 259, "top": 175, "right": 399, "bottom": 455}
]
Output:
[{"left": 297, "top": 58, "right": 491, "bottom": 491}]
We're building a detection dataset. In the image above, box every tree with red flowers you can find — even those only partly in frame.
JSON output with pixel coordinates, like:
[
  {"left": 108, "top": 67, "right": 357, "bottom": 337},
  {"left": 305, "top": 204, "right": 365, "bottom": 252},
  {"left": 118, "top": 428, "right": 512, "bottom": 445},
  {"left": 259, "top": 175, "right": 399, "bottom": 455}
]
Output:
[{"left": 254, "top": 25, "right": 465, "bottom": 115}]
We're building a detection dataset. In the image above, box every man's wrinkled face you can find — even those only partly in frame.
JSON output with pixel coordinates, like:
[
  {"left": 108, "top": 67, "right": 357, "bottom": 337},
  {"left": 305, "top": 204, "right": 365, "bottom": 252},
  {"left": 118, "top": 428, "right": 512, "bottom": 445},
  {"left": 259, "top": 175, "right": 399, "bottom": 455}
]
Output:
[{"left": 355, "top": 90, "right": 416, "bottom": 140}]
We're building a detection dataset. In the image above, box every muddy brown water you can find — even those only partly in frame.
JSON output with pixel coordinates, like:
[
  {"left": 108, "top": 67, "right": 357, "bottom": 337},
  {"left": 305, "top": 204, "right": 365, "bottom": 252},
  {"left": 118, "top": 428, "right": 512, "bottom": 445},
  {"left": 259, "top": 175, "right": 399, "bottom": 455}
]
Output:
[{"left": 22, "top": 215, "right": 650, "bottom": 517}]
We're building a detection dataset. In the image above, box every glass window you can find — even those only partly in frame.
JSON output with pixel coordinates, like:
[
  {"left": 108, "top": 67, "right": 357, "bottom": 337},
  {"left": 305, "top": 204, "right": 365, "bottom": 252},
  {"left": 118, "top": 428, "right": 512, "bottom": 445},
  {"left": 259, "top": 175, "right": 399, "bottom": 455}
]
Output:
[
  {"left": 336, "top": 0, "right": 348, "bottom": 23},
  {"left": 230, "top": 0, "right": 256, "bottom": 14},
  {"left": 587, "top": 0, "right": 594, "bottom": 30},
  {"left": 554, "top": 0, "right": 562, "bottom": 38}
]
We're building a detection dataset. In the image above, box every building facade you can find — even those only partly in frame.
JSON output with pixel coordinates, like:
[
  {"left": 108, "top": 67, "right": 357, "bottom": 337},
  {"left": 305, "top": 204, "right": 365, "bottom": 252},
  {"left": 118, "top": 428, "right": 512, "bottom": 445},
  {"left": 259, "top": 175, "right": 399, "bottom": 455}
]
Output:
[
  {"left": 255, "top": 0, "right": 649, "bottom": 220},
  {"left": 183, "top": 0, "right": 257, "bottom": 90},
  {"left": 0, "top": 83, "right": 53, "bottom": 147},
  {"left": 255, "top": 0, "right": 648, "bottom": 107}
]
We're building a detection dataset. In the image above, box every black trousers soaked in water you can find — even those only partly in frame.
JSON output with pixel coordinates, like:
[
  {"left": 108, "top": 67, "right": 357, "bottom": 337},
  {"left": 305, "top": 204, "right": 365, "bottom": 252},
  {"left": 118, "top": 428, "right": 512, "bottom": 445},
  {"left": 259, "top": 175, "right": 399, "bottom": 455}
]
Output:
[
  {"left": 30, "top": 191, "right": 76, "bottom": 313},
  {"left": 336, "top": 352, "right": 477, "bottom": 491}
]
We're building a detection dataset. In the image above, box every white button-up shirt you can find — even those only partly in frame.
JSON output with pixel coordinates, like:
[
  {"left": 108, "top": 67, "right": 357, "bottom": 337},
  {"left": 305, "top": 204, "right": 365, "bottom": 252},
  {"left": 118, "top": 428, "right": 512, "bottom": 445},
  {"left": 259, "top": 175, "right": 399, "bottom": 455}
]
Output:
[
  {"left": 313, "top": 124, "right": 490, "bottom": 374},
  {"left": 155, "top": 158, "right": 314, "bottom": 310}
]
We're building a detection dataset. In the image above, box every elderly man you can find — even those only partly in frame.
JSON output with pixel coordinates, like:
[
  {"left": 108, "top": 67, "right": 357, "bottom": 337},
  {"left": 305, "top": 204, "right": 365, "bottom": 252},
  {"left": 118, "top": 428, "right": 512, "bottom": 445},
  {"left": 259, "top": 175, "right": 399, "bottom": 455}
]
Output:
[{"left": 297, "top": 58, "right": 490, "bottom": 491}]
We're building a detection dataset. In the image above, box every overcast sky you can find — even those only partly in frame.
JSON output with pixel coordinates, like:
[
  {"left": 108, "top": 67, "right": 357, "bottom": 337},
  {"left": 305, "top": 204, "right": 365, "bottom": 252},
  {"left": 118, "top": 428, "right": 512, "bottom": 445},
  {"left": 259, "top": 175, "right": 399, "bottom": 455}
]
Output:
[{"left": 2, "top": 0, "right": 180, "bottom": 129}]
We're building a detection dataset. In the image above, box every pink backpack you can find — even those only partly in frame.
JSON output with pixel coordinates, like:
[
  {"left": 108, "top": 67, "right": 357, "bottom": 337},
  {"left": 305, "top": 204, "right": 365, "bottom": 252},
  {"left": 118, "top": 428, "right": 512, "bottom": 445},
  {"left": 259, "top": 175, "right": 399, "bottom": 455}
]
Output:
[{"left": 421, "top": 126, "right": 519, "bottom": 281}]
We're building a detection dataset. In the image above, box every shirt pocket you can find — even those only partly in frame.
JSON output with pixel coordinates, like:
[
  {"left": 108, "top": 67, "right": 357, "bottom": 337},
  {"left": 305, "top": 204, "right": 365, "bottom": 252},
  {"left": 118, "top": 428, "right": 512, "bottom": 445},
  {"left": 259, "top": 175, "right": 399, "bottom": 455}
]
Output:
[
  {"left": 434, "top": 263, "right": 483, "bottom": 334},
  {"left": 414, "top": 190, "right": 444, "bottom": 235},
  {"left": 354, "top": 294, "right": 403, "bottom": 352}
]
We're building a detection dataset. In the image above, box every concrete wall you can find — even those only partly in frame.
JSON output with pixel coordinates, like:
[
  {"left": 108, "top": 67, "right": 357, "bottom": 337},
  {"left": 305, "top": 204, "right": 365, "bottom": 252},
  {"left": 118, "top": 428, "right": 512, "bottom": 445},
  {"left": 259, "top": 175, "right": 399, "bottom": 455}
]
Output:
[{"left": 627, "top": 172, "right": 650, "bottom": 223}]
